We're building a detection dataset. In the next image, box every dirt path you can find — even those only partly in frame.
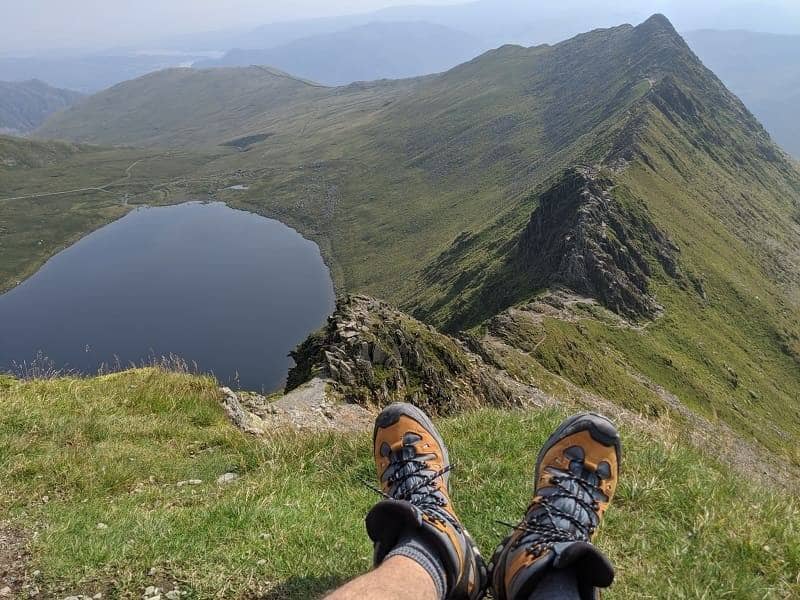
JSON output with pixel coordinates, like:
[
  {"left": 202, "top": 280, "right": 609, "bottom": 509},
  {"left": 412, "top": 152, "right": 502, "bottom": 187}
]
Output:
[
  {"left": 0, "top": 158, "right": 144, "bottom": 202},
  {"left": 0, "top": 186, "right": 116, "bottom": 202},
  {"left": 0, "top": 522, "right": 31, "bottom": 597}
]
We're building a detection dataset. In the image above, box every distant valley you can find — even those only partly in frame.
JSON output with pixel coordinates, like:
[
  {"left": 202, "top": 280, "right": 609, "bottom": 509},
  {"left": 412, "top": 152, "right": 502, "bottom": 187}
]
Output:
[{"left": 685, "top": 29, "right": 800, "bottom": 157}]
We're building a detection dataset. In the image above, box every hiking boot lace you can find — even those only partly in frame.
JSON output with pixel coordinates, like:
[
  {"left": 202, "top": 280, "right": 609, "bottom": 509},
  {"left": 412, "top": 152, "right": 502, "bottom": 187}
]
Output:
[
  {"left": 363, "top": 438, "right": 457, "bottom": 525},
  {"left": 499, "top": 467, "right": 605, "bottom": 557}
]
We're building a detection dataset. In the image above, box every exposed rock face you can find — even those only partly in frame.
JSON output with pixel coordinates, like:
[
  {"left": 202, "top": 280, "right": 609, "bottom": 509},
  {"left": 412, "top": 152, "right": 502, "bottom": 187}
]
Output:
[
  {"left": 287, "top": 295, "right": 514, "bottom": 414},
  {"left": 516, "top": 167, "right": 682, "bottom": 318}
]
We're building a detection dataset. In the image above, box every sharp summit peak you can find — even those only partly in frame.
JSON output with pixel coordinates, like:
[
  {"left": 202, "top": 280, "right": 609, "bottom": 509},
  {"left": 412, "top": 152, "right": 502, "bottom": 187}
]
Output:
[{"left": 639, "top": 13, "right": 678, "bottom": 31}]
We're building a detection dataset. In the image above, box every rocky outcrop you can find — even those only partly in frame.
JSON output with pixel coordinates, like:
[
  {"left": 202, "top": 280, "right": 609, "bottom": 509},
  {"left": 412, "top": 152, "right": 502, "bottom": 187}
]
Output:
[
  {"left": 220, "top": 380, "right": 373, "bottom": 433},
  {"left": 516, "top": 167, "right": 682, "bottom": 318},
  {"left": 287, "top": 295, "right": 515, "bottom": 414}
]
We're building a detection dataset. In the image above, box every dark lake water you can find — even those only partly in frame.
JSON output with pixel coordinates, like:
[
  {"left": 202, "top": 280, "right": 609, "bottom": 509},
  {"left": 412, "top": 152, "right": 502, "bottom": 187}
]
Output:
[{"left": 0, "top": 202, "right": 335, "bottom": 391}]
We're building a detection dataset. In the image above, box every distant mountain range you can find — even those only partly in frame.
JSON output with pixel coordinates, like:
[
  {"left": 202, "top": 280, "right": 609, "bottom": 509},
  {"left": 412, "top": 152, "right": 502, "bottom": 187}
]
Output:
[
  {"left": 192, "top": 20, "right": 800, "bottom": 158},
  {"left": 0, "top": 54, "right": 208, "bottom": 94},
  {"left": 6, "top": 0, "right": 798, "bottom": 93},
  {"left": 196, "top": 21, "right": 486, "bottom": 85},
  {"left": 159, "top": 0, "right": 800, "bottom": 52},
  {"left": 0, "top": 80, "right": 83, "bottom": 134},
  {"left": 685, "top": 29, "right": 800, "bottom": 157}
]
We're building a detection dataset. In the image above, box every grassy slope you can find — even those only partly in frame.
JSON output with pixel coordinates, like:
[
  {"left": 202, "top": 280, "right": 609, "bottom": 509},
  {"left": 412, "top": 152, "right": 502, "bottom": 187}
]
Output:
[
  {"left": 16, "top": 17, "right": 800, "bottom": 461},
  {"left": 602, "top": 101, "right": 800, "bottom": 456},
  {"left": 1, "top": 369, "right": 798, "bottom": 599},
  {"left": 212, "top": 21, "right": 681, "bottom": 309},
  {"left": 31, "top": 21, "right": 673, "bottom": 304},
  {"left": 36, "top": 66, "right": 338, "bottom": 148},
  {"left": 0, "top": 135, "right": 222, "bottom": 293}
]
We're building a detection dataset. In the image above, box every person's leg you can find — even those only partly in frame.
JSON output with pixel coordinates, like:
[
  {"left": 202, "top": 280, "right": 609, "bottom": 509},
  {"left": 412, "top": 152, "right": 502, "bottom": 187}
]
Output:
[
  {"left": 325, "top": 556, "right": 438, "bottom": 600},
  {"left": 489, "top": 413, "right": 622, "bottom": 600},
  {"left": 325, "top": 402, "right": 488, "bottom": 600}
]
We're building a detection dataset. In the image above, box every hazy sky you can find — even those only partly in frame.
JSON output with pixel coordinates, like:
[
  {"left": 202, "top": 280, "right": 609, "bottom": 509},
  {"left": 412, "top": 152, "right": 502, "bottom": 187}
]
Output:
[
  {"left": 0, "top": 0, "right": 465, "bottom": 53},
  {"left": 2, "top": 0, "right": 798, "bottom": 55}
]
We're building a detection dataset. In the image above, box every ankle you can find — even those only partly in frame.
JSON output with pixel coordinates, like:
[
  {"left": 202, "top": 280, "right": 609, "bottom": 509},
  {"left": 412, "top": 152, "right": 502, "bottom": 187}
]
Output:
[{"left": 386, "top": 532, "right": 447, "bottom": 600}]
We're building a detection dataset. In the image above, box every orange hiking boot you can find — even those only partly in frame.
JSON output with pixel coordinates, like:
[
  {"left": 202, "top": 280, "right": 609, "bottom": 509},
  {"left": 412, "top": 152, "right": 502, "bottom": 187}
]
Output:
[
  {"left": 489, "top": 413, "right": 621, "bottom": 600},
  {"left": 365, "top": 403, "right": 488, "bottom": 600}
]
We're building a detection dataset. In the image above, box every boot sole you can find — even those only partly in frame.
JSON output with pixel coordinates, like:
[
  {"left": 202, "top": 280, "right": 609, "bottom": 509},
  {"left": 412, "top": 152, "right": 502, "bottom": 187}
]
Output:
[{"left": 489, "top": 412, "right": 621, "bottom": 599}]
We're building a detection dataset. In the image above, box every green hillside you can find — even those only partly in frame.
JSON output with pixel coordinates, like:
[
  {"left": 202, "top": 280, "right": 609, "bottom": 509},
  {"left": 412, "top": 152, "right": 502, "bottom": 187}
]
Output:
[
  {"left": 35, "top": 65, "right": 389, "bottom": 148},
  {"left": 0, "top": 80, "right": 83, "bottom": 134},
  {"left": 1, "top": 369, "right": 798, "bottom": 598},
  {"left": 4, "top": 13, "right": 800, "bottom": 599},
  {"left": 32, "top": 15, "right": 800, "bottom": 461},
  {"left": 0, "top": 134, "right": 85, "bottom": 167}
]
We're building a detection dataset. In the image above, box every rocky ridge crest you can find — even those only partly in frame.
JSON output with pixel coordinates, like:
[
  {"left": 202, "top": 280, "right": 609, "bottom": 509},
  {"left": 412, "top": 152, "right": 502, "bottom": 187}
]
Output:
[
  {"left": 287, "top": 295, "right": 515, "bottom": 414},
  {"left": 516, "top": 166, "right": 683, "bottom": 318}
]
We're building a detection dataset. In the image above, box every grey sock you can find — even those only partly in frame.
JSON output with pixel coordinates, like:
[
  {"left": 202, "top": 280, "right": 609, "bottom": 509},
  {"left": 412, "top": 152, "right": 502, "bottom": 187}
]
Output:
[{"left": 386, "top": 532, "right": 447, "bottom": 600}]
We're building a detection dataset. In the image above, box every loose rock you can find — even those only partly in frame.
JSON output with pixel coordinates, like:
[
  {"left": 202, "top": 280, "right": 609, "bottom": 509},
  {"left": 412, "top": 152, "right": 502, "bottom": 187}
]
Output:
[
  {"left": 175, "top": 480, "right": 202, "bottom": 487},
  {"left": 217, "top": 472, "right": 238, "bottom": 485}
]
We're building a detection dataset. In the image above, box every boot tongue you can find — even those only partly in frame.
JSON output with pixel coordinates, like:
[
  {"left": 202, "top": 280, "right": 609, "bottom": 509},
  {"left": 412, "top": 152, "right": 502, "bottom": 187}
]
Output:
[
  {"left": 392, "top": 459, "right": 440, "bottom": 504},
  {"left": 530, "top": 475, "right": 588, "bottom": 538},
  {"left": 531, "top": 462, "right": 604, "bottom": 539}
]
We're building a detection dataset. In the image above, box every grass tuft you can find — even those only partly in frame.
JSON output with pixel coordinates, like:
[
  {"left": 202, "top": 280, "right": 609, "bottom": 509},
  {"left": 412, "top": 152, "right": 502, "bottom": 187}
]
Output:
[{"left": 1, "top": 370, "right": 798, "bottom": 598}]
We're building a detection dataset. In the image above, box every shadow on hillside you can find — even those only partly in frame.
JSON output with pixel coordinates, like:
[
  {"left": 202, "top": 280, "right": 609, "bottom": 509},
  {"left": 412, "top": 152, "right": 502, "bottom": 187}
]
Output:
[{"left": 259, "top": 575, "right": 348, "bottom": 599}]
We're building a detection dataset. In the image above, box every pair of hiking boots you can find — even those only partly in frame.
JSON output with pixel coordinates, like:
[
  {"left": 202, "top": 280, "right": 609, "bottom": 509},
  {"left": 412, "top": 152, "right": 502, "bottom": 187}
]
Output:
[{"left": 366, "top": 403, "right": 620, "bottom": 600}]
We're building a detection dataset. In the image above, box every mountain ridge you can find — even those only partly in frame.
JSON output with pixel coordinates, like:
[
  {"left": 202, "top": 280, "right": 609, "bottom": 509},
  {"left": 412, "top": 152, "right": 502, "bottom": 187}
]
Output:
[
  {"left": 4, "top": 15, "right": 800, "bottom": 596},
  {"left": 17, "top": 13, "right": 800, "bottom": 469}
]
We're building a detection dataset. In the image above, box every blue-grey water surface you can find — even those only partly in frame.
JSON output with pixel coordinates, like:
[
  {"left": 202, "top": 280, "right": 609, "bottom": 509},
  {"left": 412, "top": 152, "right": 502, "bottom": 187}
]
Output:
[{"left": 0, "top": 202, "right": 335, "bottom": 391}]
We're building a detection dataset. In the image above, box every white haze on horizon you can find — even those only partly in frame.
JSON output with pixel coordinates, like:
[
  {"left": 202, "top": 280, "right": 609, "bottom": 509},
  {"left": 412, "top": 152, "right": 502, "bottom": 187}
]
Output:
[
  {"left": 1, "top": 0, "right": 799, "bottom": 55},
  {"left": 0, "top": 0, "right": 465, "bottom": 54}
]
